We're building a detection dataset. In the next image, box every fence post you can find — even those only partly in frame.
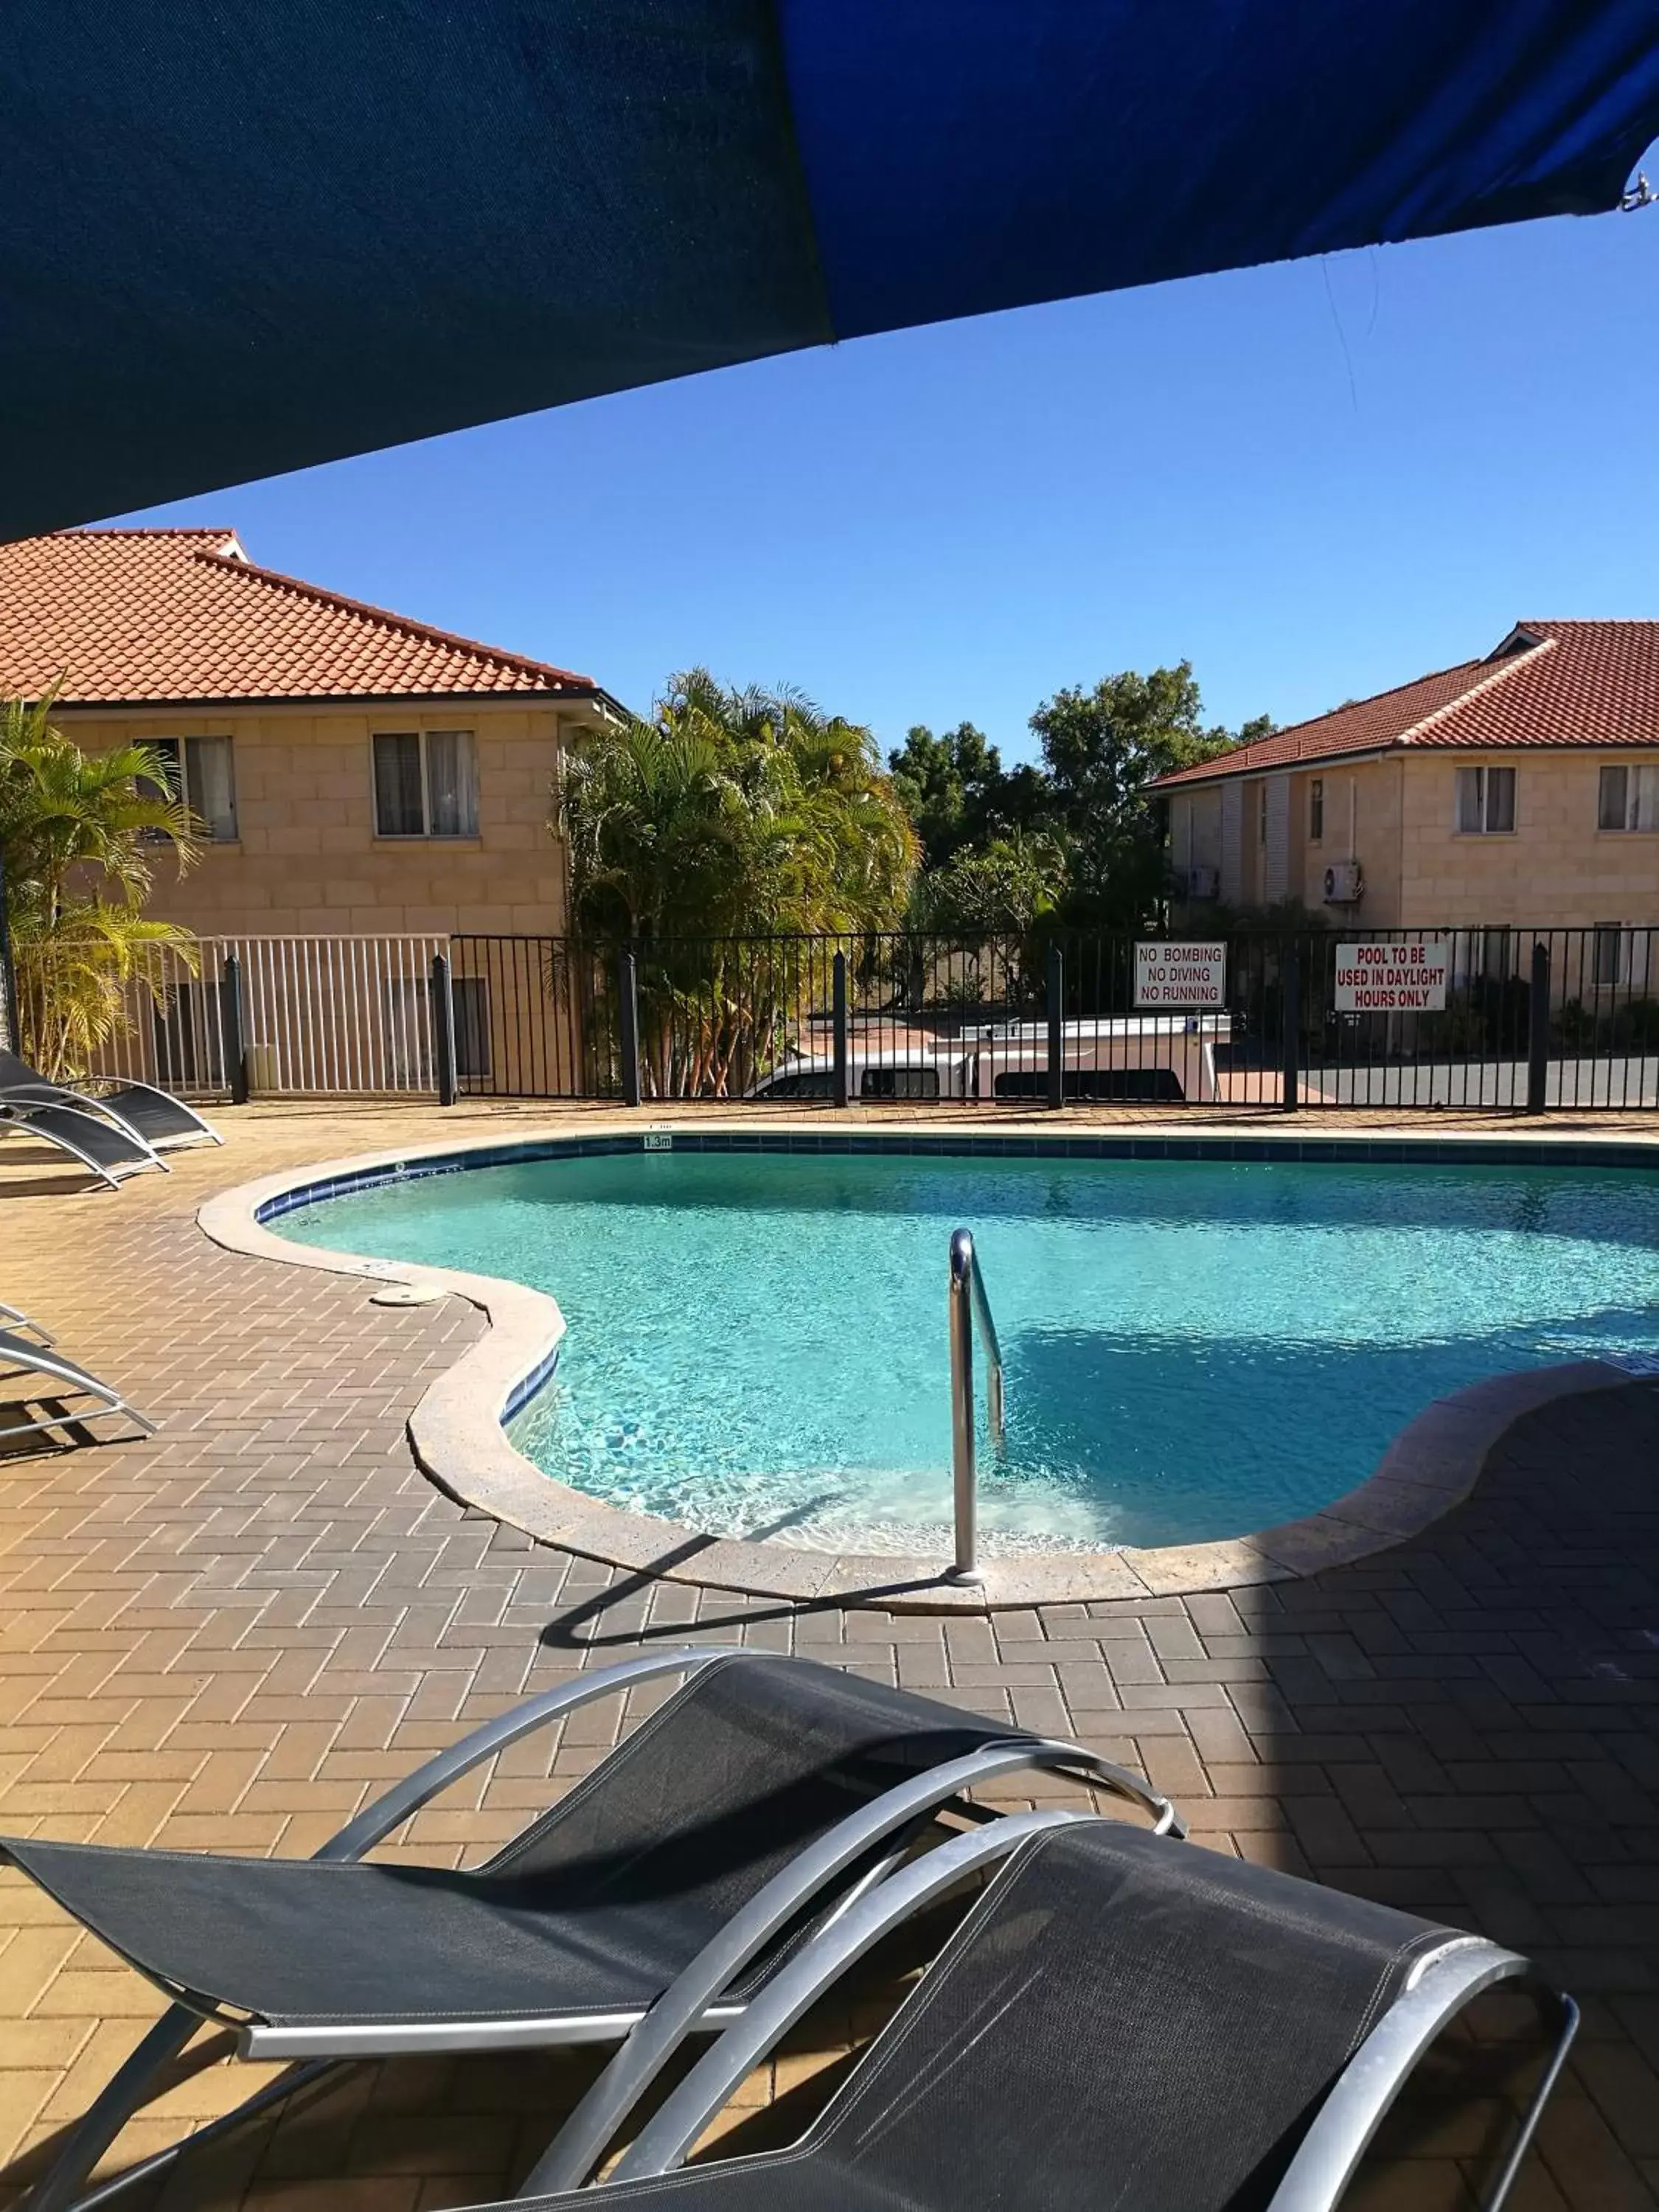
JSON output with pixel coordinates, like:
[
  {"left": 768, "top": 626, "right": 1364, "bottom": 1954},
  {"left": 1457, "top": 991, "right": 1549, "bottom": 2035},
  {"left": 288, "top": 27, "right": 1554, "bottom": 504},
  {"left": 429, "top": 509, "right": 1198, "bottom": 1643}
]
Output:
[
  {"left": 218, "top": 950, "right": 249, "bottom": 1106},
  {"left": 431, "top": 953, "right": 459, "bottom": 1107},
  {"left": 832, "top": 951, "right": 850, "bottom": 1109},
  {"left": 616, "top": 948, "right": 642, "bottom": 1107},
  {"left": 1045, "top": 940, "right": 1065, "bottom": 1109},
  {"left": 1281, "top": 946, "right": 1301, "bottom": 1113},
  {"left": 1526, "top": 940, "right": 1551, "bottom": 1116}
]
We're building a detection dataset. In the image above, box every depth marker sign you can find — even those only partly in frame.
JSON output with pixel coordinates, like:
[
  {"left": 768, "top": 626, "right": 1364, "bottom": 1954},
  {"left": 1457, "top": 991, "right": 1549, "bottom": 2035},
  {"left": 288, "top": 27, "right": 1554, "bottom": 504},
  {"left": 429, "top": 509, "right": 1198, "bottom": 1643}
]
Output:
[
  {"left": 1133, "top": 941, "right": 1227, "bottom": 1008},
  {"left": 1334, "top": 938, "right": 1448, "bottom": 1012}
]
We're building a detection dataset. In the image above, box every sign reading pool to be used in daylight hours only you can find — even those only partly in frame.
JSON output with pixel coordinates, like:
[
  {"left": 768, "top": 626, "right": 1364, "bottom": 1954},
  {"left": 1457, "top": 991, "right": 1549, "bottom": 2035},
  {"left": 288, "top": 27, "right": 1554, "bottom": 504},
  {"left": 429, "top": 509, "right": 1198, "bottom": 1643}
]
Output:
[
  {"left": 1133, "top": 942, "right": 1227, "bottom": 1008},
  {"left": 1334, "top": 937, "right": 1448, "bottom": 1013}
]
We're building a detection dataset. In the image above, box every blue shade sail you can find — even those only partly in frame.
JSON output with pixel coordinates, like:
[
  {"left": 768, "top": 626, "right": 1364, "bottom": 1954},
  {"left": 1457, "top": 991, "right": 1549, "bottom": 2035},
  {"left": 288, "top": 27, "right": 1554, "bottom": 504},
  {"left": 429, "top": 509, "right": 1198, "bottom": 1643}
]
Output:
[{"left": 3, "top": 0, "right": 1656, "bottom": 537}]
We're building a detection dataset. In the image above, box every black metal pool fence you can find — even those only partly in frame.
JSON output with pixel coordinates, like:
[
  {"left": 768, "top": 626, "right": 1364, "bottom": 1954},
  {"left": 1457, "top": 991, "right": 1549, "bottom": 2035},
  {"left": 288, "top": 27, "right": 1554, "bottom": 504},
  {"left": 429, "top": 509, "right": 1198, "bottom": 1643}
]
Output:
[{"left": 68, "top": 925, "right": 1659, "bottom": 1113}]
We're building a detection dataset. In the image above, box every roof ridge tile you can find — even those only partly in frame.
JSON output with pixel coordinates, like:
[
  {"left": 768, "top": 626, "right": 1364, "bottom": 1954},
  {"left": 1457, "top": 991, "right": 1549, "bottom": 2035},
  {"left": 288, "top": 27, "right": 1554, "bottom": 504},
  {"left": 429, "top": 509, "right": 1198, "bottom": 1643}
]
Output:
[
  {"left": 1155, "top": 618, "right": 1659, "bottom": 788},
  {"left": 1397, "top": 634, "right": 1556, "bottom": 745},
  {"left": 192, "top": 552, "right": 595, "bottom": 690},
  {"left": 0, "top": 527, "right": 611, "bottom": 705}
]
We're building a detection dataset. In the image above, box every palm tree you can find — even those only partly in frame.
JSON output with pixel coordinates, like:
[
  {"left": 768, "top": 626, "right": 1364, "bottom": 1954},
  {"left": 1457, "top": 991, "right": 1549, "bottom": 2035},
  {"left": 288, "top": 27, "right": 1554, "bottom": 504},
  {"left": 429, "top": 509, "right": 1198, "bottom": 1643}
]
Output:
[
  {"left": 0, "top": 690, "right": 201, "bottom": 1078},
  {"left": 558, "top": 672, "right": 919, "bottom": 1094}
]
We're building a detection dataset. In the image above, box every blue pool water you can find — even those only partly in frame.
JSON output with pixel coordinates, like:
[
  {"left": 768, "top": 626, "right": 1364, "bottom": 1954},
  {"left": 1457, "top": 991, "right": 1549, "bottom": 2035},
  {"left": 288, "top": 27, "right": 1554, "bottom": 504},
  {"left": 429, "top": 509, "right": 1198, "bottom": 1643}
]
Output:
[{"left": 282, "top": 1151, "right": 1659, "bottom": 1554}]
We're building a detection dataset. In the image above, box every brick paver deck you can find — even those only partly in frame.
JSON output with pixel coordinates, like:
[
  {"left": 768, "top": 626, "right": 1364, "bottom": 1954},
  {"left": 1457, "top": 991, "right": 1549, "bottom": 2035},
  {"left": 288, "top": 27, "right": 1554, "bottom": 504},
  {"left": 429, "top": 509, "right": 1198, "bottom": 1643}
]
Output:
[{"left": 1, "top": 1105, "right": 1656, "bottom": 2210}]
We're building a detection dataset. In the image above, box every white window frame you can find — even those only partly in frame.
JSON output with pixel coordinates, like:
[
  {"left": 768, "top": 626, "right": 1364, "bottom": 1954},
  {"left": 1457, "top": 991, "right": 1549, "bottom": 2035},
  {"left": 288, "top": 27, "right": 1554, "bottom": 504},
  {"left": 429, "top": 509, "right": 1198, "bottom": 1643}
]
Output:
[
  {"left": 372, "top": 728, "right": 479, "bottom": 839},
  {"left": 142, "top": 736, "right": 238, "bottom": 841},
  {"left": 1454, "top": 765, "right": 1515, "bottom": 835},
  {"left": 1598, "top": 762, "right": 1659, "bottom": 833}
]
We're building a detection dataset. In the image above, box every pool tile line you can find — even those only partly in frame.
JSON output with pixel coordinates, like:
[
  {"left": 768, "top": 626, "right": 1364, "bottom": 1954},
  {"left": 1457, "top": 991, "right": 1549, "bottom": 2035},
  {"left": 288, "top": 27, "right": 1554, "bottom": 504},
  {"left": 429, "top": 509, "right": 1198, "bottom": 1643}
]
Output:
[
  {"left": 248, "top": 1122, "right": 1659, "bottom": 1226},
  {"left": 198, "top": 1121, "right": 1655, "bottom": 1611}
]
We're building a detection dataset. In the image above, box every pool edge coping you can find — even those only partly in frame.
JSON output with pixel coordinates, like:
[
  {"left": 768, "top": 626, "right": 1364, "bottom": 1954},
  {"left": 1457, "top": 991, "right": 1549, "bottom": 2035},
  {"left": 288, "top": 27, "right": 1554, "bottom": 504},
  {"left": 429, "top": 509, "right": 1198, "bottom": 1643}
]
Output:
[{"left": 196, "top": 1118, "right": 1658, "bottom": 1611}]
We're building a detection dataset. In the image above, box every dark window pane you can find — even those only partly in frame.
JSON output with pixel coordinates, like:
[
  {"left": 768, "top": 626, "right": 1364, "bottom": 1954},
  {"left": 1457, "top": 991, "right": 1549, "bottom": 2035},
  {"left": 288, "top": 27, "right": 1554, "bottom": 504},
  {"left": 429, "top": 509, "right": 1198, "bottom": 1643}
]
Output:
[
  {"left": 374, "top": 732, "right": 425, "bottom": 835},
  {"left": 860, "top": 1066, "right": 940, "bottom": 1099},
  {"left": 1487, "top": 768, "right": 1515, "bottom": 833},
  {"left": 1600, "top": 765, "right": 1628, "bottom": 831},
  {"left": 759, "top": 1071, "right": 835, "bottom": 1098},
  {"left": 451, "top": 978, "right": 490, "bottom": 1079},
  {"left": 1455, "top": 768, "right": 1482, "bottom": 832},
  {"left": 136, "top": 738, "right": 182, "bottom": 839}
]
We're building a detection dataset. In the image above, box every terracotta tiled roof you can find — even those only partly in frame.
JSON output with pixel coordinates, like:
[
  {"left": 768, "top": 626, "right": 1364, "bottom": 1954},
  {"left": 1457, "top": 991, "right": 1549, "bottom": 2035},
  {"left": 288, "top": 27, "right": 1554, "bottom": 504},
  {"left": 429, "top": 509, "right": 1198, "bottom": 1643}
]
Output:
[
  {"left": 0, "top": 528, "right": 601, "bottom": 704},
  {"left": 1155, "top": 621, "right": 1659, "bottom": 787}
]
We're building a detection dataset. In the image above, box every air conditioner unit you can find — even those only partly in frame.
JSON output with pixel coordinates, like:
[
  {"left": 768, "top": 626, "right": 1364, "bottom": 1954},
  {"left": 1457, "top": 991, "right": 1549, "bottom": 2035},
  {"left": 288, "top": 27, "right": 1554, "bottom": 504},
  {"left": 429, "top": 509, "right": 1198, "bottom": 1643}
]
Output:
[
  {"left": 1323, "top": 861, "right": 1363, "bottom": 903},
  {"left": 1185, "top": 866, "right": 1219, "bottom": 900}
]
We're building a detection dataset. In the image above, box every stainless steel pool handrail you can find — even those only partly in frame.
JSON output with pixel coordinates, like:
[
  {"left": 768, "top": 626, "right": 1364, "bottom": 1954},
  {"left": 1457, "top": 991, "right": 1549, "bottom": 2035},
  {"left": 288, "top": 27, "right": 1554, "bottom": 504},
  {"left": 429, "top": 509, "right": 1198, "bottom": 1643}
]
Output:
[{"left": 948, "top": 1226, "right": 1004, "bottom": 1584}]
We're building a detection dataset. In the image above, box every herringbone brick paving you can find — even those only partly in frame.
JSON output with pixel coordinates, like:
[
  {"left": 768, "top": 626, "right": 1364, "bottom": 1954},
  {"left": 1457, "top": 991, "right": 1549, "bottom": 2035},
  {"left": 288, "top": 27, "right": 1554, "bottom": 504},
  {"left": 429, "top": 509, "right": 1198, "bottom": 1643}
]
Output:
[{"left": 1, "top": 1105, "right": 1656, "bottom": 2209}]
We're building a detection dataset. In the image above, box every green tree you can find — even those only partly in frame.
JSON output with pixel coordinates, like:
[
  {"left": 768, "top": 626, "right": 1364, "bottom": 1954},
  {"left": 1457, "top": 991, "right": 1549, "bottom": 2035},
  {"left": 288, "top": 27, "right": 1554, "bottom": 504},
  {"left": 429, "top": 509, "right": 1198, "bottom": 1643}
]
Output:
[
  {"left": 891, "top": 672, "right": 1271, "bottom": 935},
  {"left": 908, "top": 830, "right": 1068, "bottom": 936},
  {"left": 1029, "top": 664, "right": 1258, "bottom": 928},
  {"left": 562, "top": 671, "right": 917, "bottom": 942},
  {"left": 0, "top": 692, "right": 200, "bottom": 1078},
  {"left": 558, "top": 671, "right": 918, "bottom": 1093},
  {"left": 888, "top": 721, "right": 1006, "bottom": 870}
]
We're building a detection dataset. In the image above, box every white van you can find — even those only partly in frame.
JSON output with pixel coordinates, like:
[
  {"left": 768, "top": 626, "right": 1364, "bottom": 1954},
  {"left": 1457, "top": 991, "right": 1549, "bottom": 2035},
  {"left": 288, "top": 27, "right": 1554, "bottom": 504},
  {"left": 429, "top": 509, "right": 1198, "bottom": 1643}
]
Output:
[
  {"left": 970, "top": 1015, "right": 1226, "bottom": 1105},
  {"left": 745, "top": 1016, "right": 1228, "bottom": 1104},
  {"left": 746, "top": 1048, "right": 970, "bottom": 1102}
]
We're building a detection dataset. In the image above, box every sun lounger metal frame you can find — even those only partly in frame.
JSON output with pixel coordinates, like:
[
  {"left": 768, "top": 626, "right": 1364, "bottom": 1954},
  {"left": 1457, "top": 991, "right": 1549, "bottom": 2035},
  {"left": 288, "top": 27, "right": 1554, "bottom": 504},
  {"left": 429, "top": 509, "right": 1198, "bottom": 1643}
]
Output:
[
  {"left": 0, "top": 1301, "right": 53, "bottom": 1345},
  {"left": 21, "top": 1646, "right": 1180, "bottom": 2212},
  {"left": 0, "top": 1329, "right": 156, "bottom": 1448}
]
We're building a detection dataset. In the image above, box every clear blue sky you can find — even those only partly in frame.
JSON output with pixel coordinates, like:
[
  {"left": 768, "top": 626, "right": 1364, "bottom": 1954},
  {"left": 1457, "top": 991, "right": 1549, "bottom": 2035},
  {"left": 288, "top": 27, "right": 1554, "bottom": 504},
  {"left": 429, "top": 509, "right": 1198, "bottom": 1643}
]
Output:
[{"left": 109, "top": 193, "right": 1658, "bottom": 768}]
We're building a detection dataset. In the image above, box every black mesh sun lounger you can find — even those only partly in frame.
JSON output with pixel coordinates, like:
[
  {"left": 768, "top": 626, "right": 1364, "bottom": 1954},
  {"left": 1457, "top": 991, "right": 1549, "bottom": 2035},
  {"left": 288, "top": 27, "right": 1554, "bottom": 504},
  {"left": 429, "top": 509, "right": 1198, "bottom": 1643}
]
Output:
[
  {"left": 0, "top": 1329, "right": 156, "bottom": 1448},
  {"left": 506, "top": 1813, "right": 1576, "bottom": 2212},
  {"left": 0, "top": 1097, "right": 165, "bottom": 1189},
  {"left": 1, "top": 1646, "right": 1180, "bottom": 2212},
  {"left": 0, "top": 1044, "right": 220, "bottom": 1153}
]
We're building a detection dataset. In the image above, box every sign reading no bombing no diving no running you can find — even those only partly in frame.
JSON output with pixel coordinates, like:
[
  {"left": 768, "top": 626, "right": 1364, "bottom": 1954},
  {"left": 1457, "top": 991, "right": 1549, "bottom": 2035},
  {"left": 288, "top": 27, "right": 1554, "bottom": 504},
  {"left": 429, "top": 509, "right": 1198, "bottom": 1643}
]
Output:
[{"left": 1134, "top": 942, "right": 1227, "bottom": 1008}]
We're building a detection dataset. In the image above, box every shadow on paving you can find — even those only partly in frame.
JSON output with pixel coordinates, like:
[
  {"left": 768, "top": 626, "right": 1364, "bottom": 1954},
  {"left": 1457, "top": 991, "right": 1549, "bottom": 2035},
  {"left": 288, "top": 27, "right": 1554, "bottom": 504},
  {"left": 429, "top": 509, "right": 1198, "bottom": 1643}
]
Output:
[{"left": 1247, "top": 1379, "right": 1659, "bottom": 2209}]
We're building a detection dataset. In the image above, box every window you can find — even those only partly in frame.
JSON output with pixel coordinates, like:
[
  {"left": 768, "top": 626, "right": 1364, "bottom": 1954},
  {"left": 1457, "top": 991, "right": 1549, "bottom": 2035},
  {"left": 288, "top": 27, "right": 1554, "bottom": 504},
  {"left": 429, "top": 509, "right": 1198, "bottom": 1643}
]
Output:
[
  {"left": 1256, "top": 784, "right": 1268, "bottom": 845},
  {"left": 1599, "top": 763, "right": 1659, "bottom": 832},
  {"left": 1308, "top": 779, "right": 1324, "bottom": 844},
  {"left": 860, "top": 1065, "right": 941, "bottom": 1100},
  {"left": 380, "top": 974, "right": 490, "bottom": 1085},
  {"left": 1455, "top": 765, "right": 1515, "bottom": 834},
  {"left": 1450, "top": 930, "right": 1516, "bottom": 987},
  {"left": 1593, "top": 926, "right": 1640, "bottom": 990},
  {"left": 373, "top": 729, "right": 478, "bottom": 837},
  {"left": 756, "top": 1071, "right": 835, "bottom": 1099},
  {"left": 140, "top": 737, "right": 237, "bottom": 840},
  {"left": 451, "top": 978, "right": 490, "bottom": 1080}
]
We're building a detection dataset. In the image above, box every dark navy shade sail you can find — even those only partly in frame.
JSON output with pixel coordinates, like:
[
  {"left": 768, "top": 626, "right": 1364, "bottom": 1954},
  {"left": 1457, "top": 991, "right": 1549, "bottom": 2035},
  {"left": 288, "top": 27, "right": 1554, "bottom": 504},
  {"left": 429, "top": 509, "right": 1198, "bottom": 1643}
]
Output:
[{"left": 7, "top": 0, "right": 1658, "bottom": 539}]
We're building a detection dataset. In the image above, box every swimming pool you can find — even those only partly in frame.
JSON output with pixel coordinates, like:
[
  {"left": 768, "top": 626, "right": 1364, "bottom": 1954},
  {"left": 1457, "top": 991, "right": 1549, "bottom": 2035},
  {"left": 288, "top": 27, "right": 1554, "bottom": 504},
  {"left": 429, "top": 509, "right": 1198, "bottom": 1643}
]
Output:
[{"left": 280, "top": 1146, "right": 1659, "bottom": 1554}]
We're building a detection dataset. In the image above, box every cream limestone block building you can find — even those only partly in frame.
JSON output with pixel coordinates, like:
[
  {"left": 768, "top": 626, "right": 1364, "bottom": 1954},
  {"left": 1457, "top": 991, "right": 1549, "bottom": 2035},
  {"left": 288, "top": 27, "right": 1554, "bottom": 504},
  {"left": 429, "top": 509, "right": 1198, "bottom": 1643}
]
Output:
[
  {"left": 0, "top": 526, "right": 623, "bottom": 941},
  {"left": 1158, "top": 622, "right": 1659, "bottom": 970}
]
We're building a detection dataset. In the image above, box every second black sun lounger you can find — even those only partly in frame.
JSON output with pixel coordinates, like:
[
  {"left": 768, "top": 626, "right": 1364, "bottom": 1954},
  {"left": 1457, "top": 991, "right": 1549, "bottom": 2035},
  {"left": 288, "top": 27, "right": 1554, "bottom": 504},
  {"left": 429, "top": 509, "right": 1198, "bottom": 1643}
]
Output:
[
  {"left": 2, "top": 1646, "right": 1180, "bottom": 2212},
  {"left": 518, "top": 1812, "right": 1574, "bottom": 2212},
  {"left": 0, "top": 1043, "right": 220, "bottom": 1152},
  {"left": 0, "top": 1098, "right": 164, "bottom": 1188}
]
